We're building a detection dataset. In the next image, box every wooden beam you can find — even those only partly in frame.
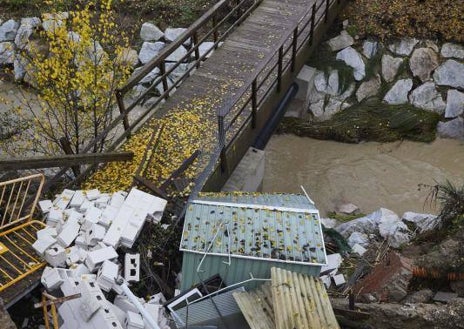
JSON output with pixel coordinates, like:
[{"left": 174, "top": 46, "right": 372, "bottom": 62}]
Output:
[{"left": 0, "top": 152, "right": 134, "bottom": 171}]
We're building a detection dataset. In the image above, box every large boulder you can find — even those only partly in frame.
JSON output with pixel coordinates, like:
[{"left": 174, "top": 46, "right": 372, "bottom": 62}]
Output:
[
  {"left": 356, "top": 74, "right": 381, "bottom": 102},
  {"left": 326, "top": 30, "right": 354, "bottom": 52},
  {"left": 309, "top": 97, "right": 350, "bottom": 121},
  {"left": 164, "top": 27, "right": 191, "bottom": 47},
  {"left": 14, "top": 17, "right": 41, "bottom": 49},
  {"left": 165, "top": 45, "right": 188, "bottom": 62},
  {"left": 116, "top": 47, "right": 139, "bottom": 67},
  {"left": 409, "top": 47, "right": 439, "bottom": 82},
  {"left": 0, "top": 19, "right": 19, "bottom": 42},
  {"left": 445, "top": 90, "right": 464, "bottom": 118},
  {"left": 140, "top": 22, "right": 164, "bottom": 42},
  {"left": 335, "top": 208, "right": 395, "bottom": 238},
  {"left": 388, "top": 37, "right": 418, "bottom": 56},
  {"left": 314, "top": 69, "right": 340, "bottom": 96},
  {"left": 433, "top": 60, "right": 464, "bottom": 89},
  {"left": 383, "top": 79, "right": 413, "bottom": 105},
  {"left": 381, "top": 54, "right": 403, "bottom": 82},
  {"left": 336, "top": 46, "right": 365, "bottom": 81},
  {"left": 437, "top": 117, "right": 464, "bottom": 140},
  {"left": 347, "top": 231, "right": 369, "bottom": 248},
  {"left": 138, "top": 41, "right": 165, "bottom": 64},
  {"left": 42, "top": 12, "right": 68, "bottom": 33},
  {"left": 0, "top": 42, "right": 15, "bottom": 65},
  {"left": 409, "top": 82, "right": 446, "bottom": 113},
  {"left": 441, "top": 43, "right": 464, "bottom": 60}
]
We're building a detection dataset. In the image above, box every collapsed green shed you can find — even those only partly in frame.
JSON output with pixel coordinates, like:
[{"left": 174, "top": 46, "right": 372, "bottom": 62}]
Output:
[{"left": 179, "top": 193, "right": 327, "bottom": 290}]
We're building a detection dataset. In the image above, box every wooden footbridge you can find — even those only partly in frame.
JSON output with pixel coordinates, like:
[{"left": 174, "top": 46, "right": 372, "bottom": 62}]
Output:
[{"left": 41, "top": 0, "right": 345, "bottom": 196}]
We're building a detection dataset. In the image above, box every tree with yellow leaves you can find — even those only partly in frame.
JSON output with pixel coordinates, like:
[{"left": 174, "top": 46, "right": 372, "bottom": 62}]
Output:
[{"left": 3, "top": 0, "right": 132, "bottom": 156}]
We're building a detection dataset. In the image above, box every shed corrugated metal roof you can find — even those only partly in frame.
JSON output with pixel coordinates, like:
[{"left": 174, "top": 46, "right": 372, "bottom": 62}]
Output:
[{"left": 180, "top": 193, "right": 326, "bottom": 266}]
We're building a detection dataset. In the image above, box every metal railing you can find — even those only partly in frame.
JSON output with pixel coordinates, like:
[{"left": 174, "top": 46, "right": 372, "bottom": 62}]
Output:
[{"left": 216, "top": 0, "right": 342, "bottom": 171}]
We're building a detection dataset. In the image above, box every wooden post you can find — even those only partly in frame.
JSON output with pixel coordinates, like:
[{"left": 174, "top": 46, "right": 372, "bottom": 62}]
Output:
[
  {"left": 116, "top": 89, "right": 130, "bottom": 134},
  {"left": 59, "top": 137, "right": 80, "bottom": 176},
  {"left": 251, "top": 79, "right": 257, "bottom": 128},
  {"left": 193, "top": 32, "right": 201, "bottom": 67},
  {"left": 310, "top": 4, "right": 316, "bottom": 45},
  {"left": 291, "top": 27, "right": 298, "bottom": 72},
  {"left": 159, "top": 62, "right": 169, "bottom": 99},
  {"left": 325, "top": 0, "right": 330, "bottom": 23},
  {"left": 277, "top": 46, "right": 283, "bottom": 93}
]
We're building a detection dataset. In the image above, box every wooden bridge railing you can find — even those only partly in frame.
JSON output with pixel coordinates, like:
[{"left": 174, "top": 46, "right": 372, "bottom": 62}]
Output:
[
  {"left": 216, "top": 0, "right": 343, "bottom": 172},
  {"left": 43, "top": 0, "right": 261, "bottom": 193}
]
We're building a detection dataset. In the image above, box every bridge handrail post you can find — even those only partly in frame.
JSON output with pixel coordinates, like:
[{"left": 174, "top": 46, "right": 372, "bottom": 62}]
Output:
[
  {"left": 251, "top": 79, "right": 257, "bottom": 128},
  {"left": 291, "top": 27, "right": 298, "bottom": 72},
  {"left": 217, "top": 115, "right": 228, "bottom": 173},
  {"left": 159, "top": 62, "right": 169, "bottom": 99},
  {"left": 325, "top": 0, "right": 330, "bottom": 23},
  {"left": 116, "top": 89, "right": 130, "bottom": 134},
  {"left": 193, "top": 32, "right": 201, "bottom": 68},
  {"left": 277, "top": 46, "right": 283, "bottom": 93},
  {"left": 310, "top": 4, "right": 316, "bottom": 45},
  {"left": 212, "top": 14, "right": 219, "bottom": 48}
]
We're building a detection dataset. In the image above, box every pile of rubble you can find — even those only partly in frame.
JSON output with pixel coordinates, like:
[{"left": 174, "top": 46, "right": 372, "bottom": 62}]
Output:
[{"left": 33, "top": 187, "right": 172, "bottom": 329}]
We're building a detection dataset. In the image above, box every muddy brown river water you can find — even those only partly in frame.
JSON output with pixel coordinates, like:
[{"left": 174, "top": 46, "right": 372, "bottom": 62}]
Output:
[{"left": 263, "top": 134, "right": 464, "bottom": 217}]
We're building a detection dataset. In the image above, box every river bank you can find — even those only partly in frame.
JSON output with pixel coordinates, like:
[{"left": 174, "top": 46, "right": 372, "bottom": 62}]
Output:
[{"left": 263, "top": 134, "right": 464, "bottom": 216}]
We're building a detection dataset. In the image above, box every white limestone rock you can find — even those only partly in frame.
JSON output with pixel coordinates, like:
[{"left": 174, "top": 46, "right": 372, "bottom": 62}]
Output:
[
  {"left": 0, "top": 19, "right": 19, "bottom": 42},
  {"left": 164, "top": 27, "right": 191, "bottom": 47},
  {"left": 437, "top": 117, "right": 464, "bottom": 140},
  {"left": 362, "top": 40, "right": 378, "bottom": 59},
  {"left": 409, "top": 47, "right": 439, "bottom": 82},
  {"left": 326, "top": 30, "right": 354, "bottom": 52},
  {"left": 441, "top": 43, "right": 464, "bottom": 60},
  {"left": 388, "top": 37, "right": 418, "bottom": 56},
  {"left": 409, "top": 82, "right": 446, "bottom": 113},
  {"left": 383, "top": 79, "right": 413, "bottom": 105},
  {"left": 402, "top": 212, "right": 439, "bottom": 233},
  {"left": 381, "top": 54, "right": 403, "bottom": 83},
  {"left": 445, "top": 90, "right": 464, "bottom": 119},
  {"left": 356, "top": 74, "right": 381, "bottom": 102},
  {"left": 0, "top": 42, "right": 15, "bottom": 65},
  {"left": 336, "top": 46, "right": 365, "bottom": 81},
  {"left": 433, "top": 60, "right": 464, "bottom": 89},
  {"left": 14, "top": 17, "right": 41, "bottom": 49},
  {"left": 138, "top": 41, "right": 165, "bottom": 64},
  {"left": 314, "top": 70, "right": 340, "bottom": 96},
  {"left": 140, "top": 22, "right": 164, "bottom": 41},
  {"left": 347, "top": 232, "right": 369, "bottom": 248},
  {"left": 165, "top": 45, "right": 188, "bottom": 62}
]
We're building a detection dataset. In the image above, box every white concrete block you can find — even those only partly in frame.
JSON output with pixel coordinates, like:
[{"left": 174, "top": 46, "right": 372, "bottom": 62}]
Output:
[
  {"left": 60, "top": 277, "right": 79, "bottom": 296},
  {"left": 64, "top": 209, "right": 84, "bottom": 224},
  {"left": 352, "top": 243, "right": 367, "bottom": 256},
  {"left": 333, "top": 273, "right": 346, "bottom": 286},
  {"left": 84, "top": 189, "right": 101, "bottom": 201},
  {"left": 110, "top": 191, "right": 126, "bottom": 208},
  {"left": 103, "top": 205, "right": 135, "bottom": 248},
  {"left": 32, "top": 235, "right": 57, "bottom": 256},
  {"left": 75, "top": 234, "right": 87, "bottom": 249},
  {"left": 114, "top": 295, "right": 139, "bottom": 314},
  {"left": 85, "top": 223, "right": 106, "bottom": 246},
  {"left": 53, "top": 189, "right": 75, "bottom": 210},
  {"left": 79, "top": 279, "right": 105, "bottom": 321},
  {"left": 69, "top": 190, "right": 85, "bottom": 208},
  {"left": 95, "top": 194, "right": 111, "bottom": 209},
  {"left": 69, "top": 263, "right": 91, "bottom": 277},
  {"left": 66, "top": 247, "right": 88, "bottom": 266},
  {"left": 320, "top": 253, "right": 343, "bottom": 276},
  {"left": 44, "top": 244, "right": 67, "bottom": 267},
  {"left": 90, "top": 241, "right": 108, "bottom": 251},
  {"left": 147, "top": 292, "right": 166, "bottom": 305},
  {"left": 97, "top": 260, "right": 119, "bottom": 292},
  {"left": 41, "top": 266, "right": 64, "bottom": 290},
  {"left": 125, "top": 311, "right": 144, "bottom": 329},
  {"left": 56, "top": 221, "right": 80, "bottom": 247},
  {"left": 78, "top": 199, "right": 94, "bottom": 214},
  {"left": 91, "top": 307, "right": 124, "bottom": 329},
  {"left": 86, "top": 206, "right": 103, "bottom": 224},
  {"left": 108, "top": 302, "right": 126, "bottom": 326},
  {"left": 37, "top": 227, "right": 58, "bottom": 240},
  {"left": 124, "top": 254, "right": 140, "bottom": 282},
  {"left": 125, "top": 188, "right": 167, "bottom": 218},
  {"left": 120, "top": 224, "right": 140, "bottom": 248},
  {"left": 99, "top": 205, "right": 118, "bottom": 228},
  {"left": 85, "top": 246, "right": 118, "bottom": 272},
  {"left": 58, "top": 300, "right": 84, "bottom": 329},
  {"left": 47, "top": 208, "right": 65, "bottom": 223},
  {"left": 39, "top": 200, "right": 53, "bottom": 214},
  {"left": 320, "top": 275, "right": 331, "bottom": 289},
  {"left": 144, "top": 303, "right": 163, "bottom": 325}
]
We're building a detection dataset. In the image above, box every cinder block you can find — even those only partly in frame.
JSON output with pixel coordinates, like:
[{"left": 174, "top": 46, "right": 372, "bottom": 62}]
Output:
[
  {"left": 107, "top": 301, "right": 126, "bottom": 325},
  {"left": 38, "top": 200, "right": 53, "bottom": 214},
  {"left": 110, "top": 191, "right": 126, "bottom": 208},
  {"left": 69, "top": 263, "right": 90, "bottom": 277},
  {"left": 47, "top": 208, "right": 65, "bottom": 223},
  {"left": 85, "top": 223, "right": 106, "bottom": 246},
  {"left": 60, "top": 278, "right": 79, "bottom": 296},
  {"left": 333, "top": 273, "right": 346, "bottom": 286},
  {"left": 147, "top": 292, "right": 166, "bottom": 305},
  {"left": 103, "top": 205, "right": 135, "bottom": 248},
  {"left": 56, "top": 221, "right": 80, "bottom": 247},
  {"left": 97, "top": 260, "right": 119, "bottom": 292},
  {"left": 100, "top": 205, "right": 119, "bottom": 228},
  {"left": 86, "top": 206, "right": 103, "bottom": 224},
  {"left": 125, "top": 188, "right": 167, "bottom": 219},
  {"left": 66, "top": 246, "right": 87, "bottom": 265},
  {"left": 144, "top": 303, "right": 163, "bottom": 325},
  {"left": 69, "top": 190, "right": 85, "bottom": 209},
  {"left": 125, "top": 311, "right": 144, "bottom": 329},
  {"left": 41, "top": 266, "right": 64, "bottom": 290},
  {"left": 90, "top": 307, "right": 123, "bottom": 329},
  {"left": 53, "top": 189, "right": 75, "bottom": 210},
  {"left": 37, "top": 227, "right": 58, "bottom": 240},
  {"left": 64, "top": 209, "right": 84, "bottom": 224},
  {"left": 95, "top": 194, "right": 111, "bottom": 209},
  {"left": 114, "top": 295, "right": 139, "bottom": 314},
  {"left": 124, "top": 254, "right": 140, "bottom": 282},
  {"left": 85, "top": 189, "right": 101, "bottom": 201},
  {"left": 79, "top": 279, "right": 105, "bottom": 321},
  {"left": 85, "top": 246, "right": 118, "bottom": 272},
  {"left": 45, "top": 244, "right": 67, "bottom": 267},
  {"left": 75, "top": 234, "right": 88, "bottom": 249},
  {"left": 79, "top": 200, "right": 94, "bottom": 213},
  {"left": 32, "top": 235, "right": 57, "bottom": 256}
]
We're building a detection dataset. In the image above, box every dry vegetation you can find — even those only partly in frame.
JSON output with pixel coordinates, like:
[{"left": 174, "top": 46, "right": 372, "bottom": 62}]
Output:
[{"left": 343, "top": 0, "right": 464, "bottom": 43}]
